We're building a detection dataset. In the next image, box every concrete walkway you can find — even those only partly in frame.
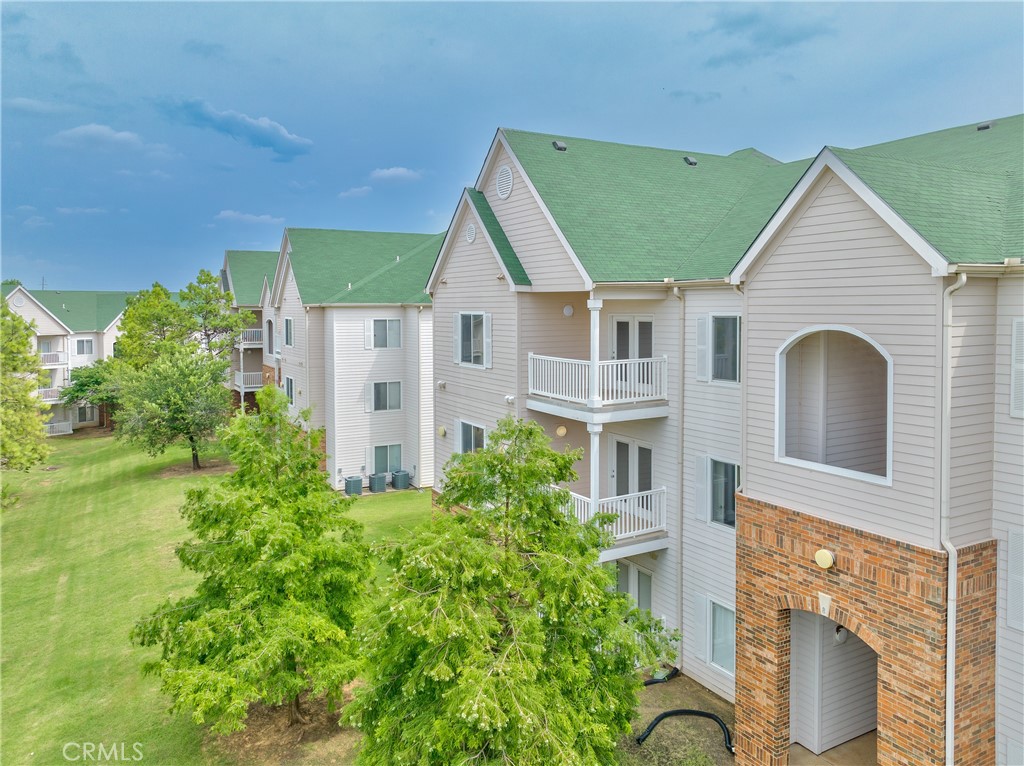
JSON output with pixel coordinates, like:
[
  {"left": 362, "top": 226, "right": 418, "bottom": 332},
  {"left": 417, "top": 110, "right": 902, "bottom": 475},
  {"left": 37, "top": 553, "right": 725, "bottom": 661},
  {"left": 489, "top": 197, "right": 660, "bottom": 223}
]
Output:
[{"left": 790, "top": 731, "right": 877, "bottom": 765}]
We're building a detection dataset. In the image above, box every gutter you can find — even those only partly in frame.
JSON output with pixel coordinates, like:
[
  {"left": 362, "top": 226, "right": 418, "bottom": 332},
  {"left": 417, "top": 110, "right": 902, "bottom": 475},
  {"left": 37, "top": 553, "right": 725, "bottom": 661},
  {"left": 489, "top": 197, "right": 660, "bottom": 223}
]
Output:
[{"left": 940, "top": 272, "right": 967, "bottom": 766}]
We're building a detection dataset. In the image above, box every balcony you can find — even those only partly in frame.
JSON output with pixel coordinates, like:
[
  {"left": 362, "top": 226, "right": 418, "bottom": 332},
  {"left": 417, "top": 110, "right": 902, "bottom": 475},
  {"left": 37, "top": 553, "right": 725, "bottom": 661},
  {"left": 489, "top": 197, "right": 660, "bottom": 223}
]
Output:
[
  {"left": 564, "top": 487, "right": 669, "bottom": 561},
  {"left": 238, "top": 328, "right": 263, "bottom": 348},
  {"left": 234, "top": 371, "right": 264, "bottom": 391},
  {"left": 37, "top": 387, "right": 64, "bottom": 403},
  {"left": 40, "top": 351, "right": 68, "bottom": 366},
  {"left": 527, "top": 354, "right": 669, "bottom": 423},
  {"left": 45, "top": 421, "right": 73, "bottom": 437}
]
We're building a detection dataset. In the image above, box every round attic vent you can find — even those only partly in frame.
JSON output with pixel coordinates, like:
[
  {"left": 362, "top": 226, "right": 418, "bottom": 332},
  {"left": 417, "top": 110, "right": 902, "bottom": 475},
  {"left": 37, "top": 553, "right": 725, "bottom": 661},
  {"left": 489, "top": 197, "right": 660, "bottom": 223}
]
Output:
[
  {"left": 466, "top": 223, "right": 476, "bottom": 243},
  {"left": 496, "top": 165, "right": 513, "bottom": 199},
  {"left": 13, "top": 294, "right": 25, "bottom": 307}
]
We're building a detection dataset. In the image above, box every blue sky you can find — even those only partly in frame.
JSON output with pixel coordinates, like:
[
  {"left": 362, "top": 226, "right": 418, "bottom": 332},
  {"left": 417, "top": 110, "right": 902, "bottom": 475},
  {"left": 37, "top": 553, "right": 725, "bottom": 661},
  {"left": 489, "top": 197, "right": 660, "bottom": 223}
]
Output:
[{"left": 3, "top": 2, "right": 1022, "bottom": 292}]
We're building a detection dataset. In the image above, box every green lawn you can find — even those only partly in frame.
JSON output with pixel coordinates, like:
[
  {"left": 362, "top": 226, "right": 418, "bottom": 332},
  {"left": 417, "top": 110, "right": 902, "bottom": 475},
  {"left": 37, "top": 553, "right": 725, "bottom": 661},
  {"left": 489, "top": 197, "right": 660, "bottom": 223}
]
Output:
[{"left": 0, "top": 432, "right": 433, "bottom": 766}]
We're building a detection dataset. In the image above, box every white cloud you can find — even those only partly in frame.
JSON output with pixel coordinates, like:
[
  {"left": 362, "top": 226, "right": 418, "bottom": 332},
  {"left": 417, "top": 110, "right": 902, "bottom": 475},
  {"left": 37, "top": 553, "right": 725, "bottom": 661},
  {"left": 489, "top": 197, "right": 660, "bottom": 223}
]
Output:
[
  {"left": 5, "top": 97, "right": 73, "bottom": 115},
  {"left": 369, "top": 167, "right": 422, "bottom": 181},
  {"left": 48, "top": 124, "right": 174, "bottom": 158},
  {"left": 23, "top": 216, "right": 51, "bottom": 228},
  {"left": 338, "top": 186, "right": 372, "bottom": 198},
  {"left": 214, "top": 210, "right": 284, "bottom": 225},
  {"left": 57, "top": 207, "right": 107, "bottom": 215},
  {"left": 16, "top": 205, "right": 37, "bottom": 213}
]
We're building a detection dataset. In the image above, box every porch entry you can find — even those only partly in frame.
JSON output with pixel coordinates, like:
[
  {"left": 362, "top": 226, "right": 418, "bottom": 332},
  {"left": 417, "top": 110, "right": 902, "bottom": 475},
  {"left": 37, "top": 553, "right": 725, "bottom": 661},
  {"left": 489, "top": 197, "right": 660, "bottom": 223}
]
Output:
[
  {"left": 789, "top": 610, "right": 877, "bottom": 756},
  {"left": 611, "top": 316, "right": 654, "bottom": 392},
  {"left": 609, "top": 436, "right": 654, "bottom": 520}
]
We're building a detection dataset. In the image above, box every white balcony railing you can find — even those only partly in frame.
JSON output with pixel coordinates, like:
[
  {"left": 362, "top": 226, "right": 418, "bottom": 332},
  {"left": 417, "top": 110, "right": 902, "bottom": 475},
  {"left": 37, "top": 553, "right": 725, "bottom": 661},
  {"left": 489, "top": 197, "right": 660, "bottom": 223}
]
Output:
[
  {"left": 45, "top": 421, "right": 73, "bottom": 436},
  {"left": 40, "top": 351, "right": 68, "bottom": 365},
  {"left": 37, "top": 387, "right": 63, "bottom": 402},
  {"left": 567, "top": 487, "right": 668, "bottom": 542},
  {"left": 239, "top": 329, "right": 263, "bottom": 346},
  {"left": 528, "top": 354, "right": 669, "bottom": 406},
  {"left": 234, "top": 372, "right": 264, "bottom": 390}
]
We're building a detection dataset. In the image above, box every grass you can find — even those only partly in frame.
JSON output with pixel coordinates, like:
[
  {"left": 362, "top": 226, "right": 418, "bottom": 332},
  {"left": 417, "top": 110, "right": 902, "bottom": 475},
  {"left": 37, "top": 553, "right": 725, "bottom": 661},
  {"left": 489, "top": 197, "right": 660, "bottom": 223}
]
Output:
[{"left": 0, "top": 432, "right": 433, "bottom": 766}]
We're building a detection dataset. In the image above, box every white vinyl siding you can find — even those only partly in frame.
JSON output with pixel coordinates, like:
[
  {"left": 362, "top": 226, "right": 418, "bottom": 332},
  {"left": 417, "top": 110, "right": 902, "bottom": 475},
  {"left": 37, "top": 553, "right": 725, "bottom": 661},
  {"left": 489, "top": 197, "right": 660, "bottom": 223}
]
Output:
[
  {"left": 454, "top": 311, "right": 491, "bottom": 368},
  {"left": 1009, "top": 532, "right": 1023, "bottom": 633},
  {"left": 1012, "top": 318, "right": 1023, "bottom": 419},
  {"left": 742, "top": 171, "right": 943, "bottom": 548}
]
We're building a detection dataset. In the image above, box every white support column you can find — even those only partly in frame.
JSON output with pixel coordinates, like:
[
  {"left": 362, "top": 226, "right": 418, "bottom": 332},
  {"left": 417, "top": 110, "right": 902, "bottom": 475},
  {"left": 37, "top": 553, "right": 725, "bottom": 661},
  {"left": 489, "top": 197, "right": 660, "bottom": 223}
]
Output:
[
  {"left": 588, "top": 422, "right": 603, "bottom": 521},
  {"left": 587, "top": 299, "right": 603, "bottom": 408}
]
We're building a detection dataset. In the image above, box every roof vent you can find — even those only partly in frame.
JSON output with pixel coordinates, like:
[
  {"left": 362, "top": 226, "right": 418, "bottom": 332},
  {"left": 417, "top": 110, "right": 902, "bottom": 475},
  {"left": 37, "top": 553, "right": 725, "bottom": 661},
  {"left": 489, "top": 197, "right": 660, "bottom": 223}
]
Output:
[
  {"left": 347, "top": 282, "right": 352, "bottom": 291},
  {"left": 552, "top": 140, "right": 568, "bottom": 152},
  {"left": 395, "top": 255, "right": 400, "bottom": 262},
  {"left": 976, "top": 122, "right": 992, "bottom": 131},
  {"left": 496, "top": 165, "right": 513, "bottom": 199},
  {"left": 466, "top": 223, "right": 476, "bottom": 243},
  {"left": 684, "top": 156, "right": 698, "bottom": 166}
]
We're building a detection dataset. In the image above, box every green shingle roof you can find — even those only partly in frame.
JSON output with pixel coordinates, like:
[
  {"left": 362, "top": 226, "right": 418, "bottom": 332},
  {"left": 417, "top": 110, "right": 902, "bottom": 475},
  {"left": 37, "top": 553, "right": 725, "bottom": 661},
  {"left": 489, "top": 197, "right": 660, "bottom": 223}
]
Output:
[
  {"left": 284, "top": 229, "right": 445, "bottom": 305},
  {"left": 225, "top": 250, "right": 278, "bottom": 306},
  {"left": 29, "top": 290, "right": 135, "bottom": 332},
  {"left": 501, "top": 129, "right": 782, "bottom": 282},
  {"left": 465, "top": 189, "right": 531, "bottom": 286}
]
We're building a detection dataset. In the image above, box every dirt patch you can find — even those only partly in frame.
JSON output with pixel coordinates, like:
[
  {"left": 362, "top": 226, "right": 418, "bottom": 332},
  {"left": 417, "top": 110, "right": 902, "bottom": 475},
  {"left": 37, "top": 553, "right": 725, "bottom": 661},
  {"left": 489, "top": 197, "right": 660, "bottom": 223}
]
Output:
[
  {"left": 206, "top": 692, "right": 361, "bottom": 766},
  {"left": 158, "top": 458, "right": 233, "bottom": 479},
  {"left": 42, "top": 465, "right": 63, "bottom": 472}
]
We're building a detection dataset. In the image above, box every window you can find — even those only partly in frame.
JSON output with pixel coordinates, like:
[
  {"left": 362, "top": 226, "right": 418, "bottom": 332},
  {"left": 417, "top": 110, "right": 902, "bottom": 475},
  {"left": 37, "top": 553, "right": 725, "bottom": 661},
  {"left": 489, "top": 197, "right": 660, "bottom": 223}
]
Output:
[
  {"left": 459, "top": 420, "right": 485, "bottom": 453},
  {"left": 265, "top": 320, "right": 274, "bottom": 355},
  {"left": 39, "top": 340, "right": 52, "bottom": 353},
  {"left": 369, "top": 319, "right": 401, "bottom": 349},
  {"left": 76, "top": 339, "right": 94, "bottom": 355},
  {"left": 710, "top": 460, "right": 738, "bottom": 528},
  {"left": 778, "top": 327, "right": 891, "bottom": 483},
  {"left": 77, "top": 405, "right": 96, "bottom": 423},
  {"left": 712, "top": 316, "right": 740, "bottom": 382},
  {"left": 372, "top": 381, "right": 401, "bottom": 411},
  {"left": 616, "top": 562, "right": 653, "bottom": 613},
  {"left": 284, "top": 317, "right": 294, "bottom": 347},
  {"left": 374, "top": 444, "right": 402, "bottom": 475},
  {"left": 454, "top": 312, "right": 491, "bottom": 368},
  {"left": 710, "top": 601, "right": 735, "bottom": 675},
  {"left": 284, "top": 376, "right": 294, "bottom": 404}
]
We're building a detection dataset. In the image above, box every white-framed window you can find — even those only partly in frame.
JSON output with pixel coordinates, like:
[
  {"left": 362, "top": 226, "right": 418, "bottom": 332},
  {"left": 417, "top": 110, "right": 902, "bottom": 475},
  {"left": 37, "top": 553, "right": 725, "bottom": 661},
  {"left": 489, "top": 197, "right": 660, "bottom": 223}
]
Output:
[
  {"left": 1011, "top": 318, "right": 1023, "bottom": 419},
  {"left": 284, "top": 376, "right": 294, "bottom": 404},
  {"left": 776, "top": 326, "right": 892, "bottom": 485},
  {"left": 366, "top": 318, "right": 401, "bottom": 350},
  {"left": 453, "top": 312, "right": 491, "bottom": 368},
  {"left": 369, "top": 381, "right": 401, "bottom": 412},
  {"left": 616, "top": 561, "right": 653, "bottom": 613},
  {"left": 709, "top": 599, "right": 736, "bottom": 675},
  {"left": 457, "top": 419, "right": 485, "bottom": 453},
  {"left": 373, "top": 444, "right": 402, "bottom": 476},
  {"left": 696, "top": 314, "right": 740, "bottom": 383},
  {"left": 77, "top": 405, "right": 96, "bottom": 423},
  {"left": 39, "top": 340, "right": 52, "bottom": 353},
  {"left": 76, "top": 338, "right": 94, "bottom": 355},
  {"left": 694, "top": 454, "right": 739, "bottom": 529},
  {"left": 284, "top": 317, "right": 294, "bottom": 347},
  {"left": 265, "top": 320, "right": 275, "bottom": 356}
]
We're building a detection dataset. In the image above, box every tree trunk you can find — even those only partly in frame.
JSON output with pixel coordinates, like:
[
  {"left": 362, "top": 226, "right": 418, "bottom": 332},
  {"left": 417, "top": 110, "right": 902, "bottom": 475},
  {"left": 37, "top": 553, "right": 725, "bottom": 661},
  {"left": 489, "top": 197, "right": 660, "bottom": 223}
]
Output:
[
  {"left": 188, "top": 435, "right": 201, "bottom": 470},
  {"left": 289, "top": 695, "right": 308, "bottom": 726}
]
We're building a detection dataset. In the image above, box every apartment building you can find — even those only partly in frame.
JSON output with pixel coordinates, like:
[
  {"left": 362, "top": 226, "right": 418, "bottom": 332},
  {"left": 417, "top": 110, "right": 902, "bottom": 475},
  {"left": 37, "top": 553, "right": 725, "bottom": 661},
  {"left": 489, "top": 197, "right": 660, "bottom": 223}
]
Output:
[
  {"left": 427, "top": 116, "right": 1023, "bottom": 764},
  {"left": 221, "top": 249, "right": 279, "bottom": 410},
  {"left": 257, "top": 228, "right": 444, "bottom": 491},
  {"left": 3, "top": 285, "right": 133, "bottom": 435}
]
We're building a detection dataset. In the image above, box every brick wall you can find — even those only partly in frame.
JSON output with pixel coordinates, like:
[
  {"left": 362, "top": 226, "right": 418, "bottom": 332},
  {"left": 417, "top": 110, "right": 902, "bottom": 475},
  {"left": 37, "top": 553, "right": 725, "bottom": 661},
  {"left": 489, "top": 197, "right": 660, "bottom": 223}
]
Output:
[{"left": 734, "top": 494, "right": 995, "bottom": 765}]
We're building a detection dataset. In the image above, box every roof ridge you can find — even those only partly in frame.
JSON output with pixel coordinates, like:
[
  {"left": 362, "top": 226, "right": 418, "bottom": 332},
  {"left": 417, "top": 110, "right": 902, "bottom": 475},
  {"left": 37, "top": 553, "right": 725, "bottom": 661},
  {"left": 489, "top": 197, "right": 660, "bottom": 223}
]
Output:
[
  {"left": 502, "top": 126, "right": 760, "bottom": 161},
  {"left": 832, "top": 145, "right": 1017, "bottom": 177},
  {"left": 319, "top": 232, "right": 443, "bottom": 304}
]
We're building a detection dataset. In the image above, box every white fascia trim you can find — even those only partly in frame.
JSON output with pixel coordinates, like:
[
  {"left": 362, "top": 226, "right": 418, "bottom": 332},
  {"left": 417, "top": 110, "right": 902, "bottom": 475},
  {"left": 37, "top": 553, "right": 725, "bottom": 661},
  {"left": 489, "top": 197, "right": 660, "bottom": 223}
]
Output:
[
  {"left": 8, "top": 286, "right": 74, "bottom": 334},
  {"left": 464, "top": 193, "right": 518, "bottom": 292},
  {"left": 259, "top": 276, "right": 272, "bottom": 309},
  {"left": 427, "top": 191, "right": 471, "bottom": 294},
  {"left": 494, "top": 131, "right": 594, "bottom": 291},
  {"left": 269, "top": 231, "right": 291, "bottom": 309},
  {"left": 102, "top": 311, "right": 125, "bottom": 334},
  {"left": 597, "top": 536, "right": 670, "bottom": 563},
  {"left": 730, "top": 148, "right": 953, "bottom": 285}
]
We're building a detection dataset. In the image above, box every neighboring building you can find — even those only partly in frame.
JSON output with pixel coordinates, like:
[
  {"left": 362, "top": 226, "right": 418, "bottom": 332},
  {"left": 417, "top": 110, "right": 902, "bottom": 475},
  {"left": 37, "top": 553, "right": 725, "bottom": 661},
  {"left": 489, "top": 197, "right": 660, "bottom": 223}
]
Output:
[
  {"left": 221, "top": 250, "right": 279, "bottom": 410},
  {"left": 3, "top": 285, "right": 134, "bottom": 435},
  {"left": 259, "top": 228, "right": 444, "bottom": 491},
  {"left": 427, "top": 116, "right": 1023, "bottom": 764}
]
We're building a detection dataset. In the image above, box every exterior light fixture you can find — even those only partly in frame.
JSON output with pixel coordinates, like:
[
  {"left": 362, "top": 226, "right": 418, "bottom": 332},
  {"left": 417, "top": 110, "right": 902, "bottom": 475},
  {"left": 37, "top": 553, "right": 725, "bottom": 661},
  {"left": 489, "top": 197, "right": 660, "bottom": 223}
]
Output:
[
  {"left": 437, "top": 426, "right": 446, "bottom": 437},
  {"left": 555, "top": 425, "right": 568, "bottom": 437},
  {"left": 562, "top": 304, "right": 574, "bottom": 317},
  {"left": 814, "top": 549, "right": 836, "bottom": 570},
  {"left": 834, "top": 626, "right": 849, "bottom": 645}
]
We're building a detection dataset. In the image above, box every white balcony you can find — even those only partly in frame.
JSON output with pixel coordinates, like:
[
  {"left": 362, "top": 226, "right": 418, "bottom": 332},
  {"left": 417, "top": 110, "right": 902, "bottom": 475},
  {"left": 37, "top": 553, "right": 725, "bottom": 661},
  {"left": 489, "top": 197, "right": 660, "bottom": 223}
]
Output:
[
  {"left": 37, "top": 387, "right": 63, "bottom": 403},
  {"left": 238, "top": 328, "right": 263, "bottom": 347},
  {"left": 40, "top": 351, "right": 68, "bottom": 366},
  {"left": 568, "top": 486, "right": 668, "bottom": 541},
  {"left": 234, "top": 371, "right": 264, "bottom": 391},
  {"left": 45, "top": 421, "right": 73, "bottom": 436},
  {"left": 527, "top": 354, "right": 669, "bottom": 423}
]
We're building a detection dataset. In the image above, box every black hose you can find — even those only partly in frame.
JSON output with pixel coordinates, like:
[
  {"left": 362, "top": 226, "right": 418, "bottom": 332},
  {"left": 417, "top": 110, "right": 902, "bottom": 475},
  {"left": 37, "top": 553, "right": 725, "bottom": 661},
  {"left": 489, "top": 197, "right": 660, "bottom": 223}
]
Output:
[
  {"left": 642, "top": 666, "right": 680, "bottom": 686},
  {"left": 636, "top": 709, "right": 736, "bottom": 754}
]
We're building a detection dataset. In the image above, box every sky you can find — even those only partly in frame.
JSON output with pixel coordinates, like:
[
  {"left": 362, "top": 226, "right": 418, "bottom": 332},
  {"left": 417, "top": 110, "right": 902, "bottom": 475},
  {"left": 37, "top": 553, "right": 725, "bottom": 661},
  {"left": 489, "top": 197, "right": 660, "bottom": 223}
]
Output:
[{"left": 3, "top": 1, "right": 1022, "bottom": 292}]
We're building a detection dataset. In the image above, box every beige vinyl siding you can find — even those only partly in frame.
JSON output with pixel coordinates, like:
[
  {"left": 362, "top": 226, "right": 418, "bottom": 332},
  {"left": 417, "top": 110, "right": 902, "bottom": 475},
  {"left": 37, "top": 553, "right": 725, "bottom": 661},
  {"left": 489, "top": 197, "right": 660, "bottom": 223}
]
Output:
[
  {"left": 69, "top": 333, "right": 100, "bottom": 370},
  {"left": 516, "top": 292, "right": 591, "bottom": 407},
  {"left": 681, "top": 288, "right": 741, "bottom": 701},
  {"left": 993, "top": 275, "right": 1024, "bottom": 761},
  {"left": 743, "top": 171, "right": 943, "bottom": 550},
  {"left": 482, "top": 144, "right": 587, "bottom": 291},
  {"left": 278, "top": 267, "right": 308, "bottom": 420},
  {"left": 822, "top": 332, "right": 888, "bottom": 476},
  {"left": 789, "top": 610, "right": 821, "bottom": 748},
  {"left": 410, "top": 307, "right": 434, "bottom": 487},
  {"left": 948, "top": 278, "right": 996, "bottom": 546},
  {"left": 8, "top": 293, "right": 68, "bottom": 337},
  {"left": 101, "top": 318, "right": 121, "bottom": 359},
  {"left": 432, "top": 208, "right": 519, "bottom": 484},
  {"left": 305, "top": 308, "right": 325, "bottom": 430},
  {"left": 785, "top": 333, "right": 823, "bottom": 462}
]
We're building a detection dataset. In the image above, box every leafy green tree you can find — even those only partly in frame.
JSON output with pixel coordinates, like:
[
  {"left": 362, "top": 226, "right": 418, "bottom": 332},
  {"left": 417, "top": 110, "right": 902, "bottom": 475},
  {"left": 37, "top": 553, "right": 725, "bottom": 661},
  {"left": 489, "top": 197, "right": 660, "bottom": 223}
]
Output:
[
  {"left": 116, "top": 347, "right": 232, "bottom": 469},
  {"left": 116, "top": 282, "right": 192, "bottom": 369},
  {"left": 131, "top": 386, "right": 371, "bottom": 732},
  {"left": 60, "top": 358, "right": 120, "bottom": 413},
  {"left": 0, "top": 300, "right": 51, "bottom": 470},
  {"left": 346, "top": 416, "right": 673, "bottom": 766},
  {"left": 180, "top": 269, "right": 254, "bottom": 362}
]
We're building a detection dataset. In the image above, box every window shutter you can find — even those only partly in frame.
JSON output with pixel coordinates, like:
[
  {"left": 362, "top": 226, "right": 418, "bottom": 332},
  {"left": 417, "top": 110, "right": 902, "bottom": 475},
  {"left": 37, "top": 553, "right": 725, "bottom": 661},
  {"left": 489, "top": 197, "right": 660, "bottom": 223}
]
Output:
[
  {"left": 364, "top": 319, "right": 373, "bottom": 350},
  {"left": 453, "top": 313, "right": 461, "bottom": 365},
  {"left": 1009, "top": 531, "right": 1023, "bottom": 632},
  {"left": 365, "top": 383, "right": 374, "bottom": 413},
  {"left": 483, "top": 313, "right": 493, "bottom": 369},
  {"left": 1011, "top": 319, "right": 1024, "bottom": 418},
  {"left": 455, "top": 419, "right": 463, "bottom": 453},
  {"left": 696, "top": 315, "right": 710, "bottom": 382},
  {"left": 694, "top": 454, "right": 708, "bottom": 521},
  {"left": 693, "top": 593, "right": 708, "bottom": 661},
  {"left": 364, "top": 446, "right": 374, "bottom": 475}
]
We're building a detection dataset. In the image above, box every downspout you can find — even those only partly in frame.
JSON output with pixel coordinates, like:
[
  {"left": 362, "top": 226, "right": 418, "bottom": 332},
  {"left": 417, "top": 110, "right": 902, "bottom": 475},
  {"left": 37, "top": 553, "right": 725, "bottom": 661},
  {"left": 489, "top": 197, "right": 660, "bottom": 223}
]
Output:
[
  {"left": 673, "top": 286, "right": 685, "bottom": 668},
  {"left": 940, "top": 271, "right": 966, "bottom": 766}
]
